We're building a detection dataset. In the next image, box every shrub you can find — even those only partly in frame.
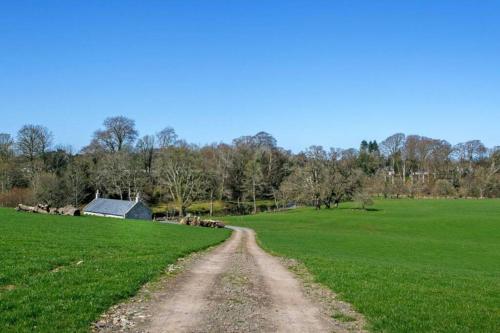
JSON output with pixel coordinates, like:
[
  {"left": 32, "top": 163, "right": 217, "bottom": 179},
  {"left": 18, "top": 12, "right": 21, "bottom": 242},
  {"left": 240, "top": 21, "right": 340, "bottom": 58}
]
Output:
[
  {"left": 0, "top": 188, "right": 34, "bottom": 207},
  {"left": 32, "top": 173, "right": 69, "bottom": 207},
  {"left": 433, "top": 179, "right": 456, "bottom": 197},
  {"left": 354, "top": 191, "right": 374, "bottom": 210}
]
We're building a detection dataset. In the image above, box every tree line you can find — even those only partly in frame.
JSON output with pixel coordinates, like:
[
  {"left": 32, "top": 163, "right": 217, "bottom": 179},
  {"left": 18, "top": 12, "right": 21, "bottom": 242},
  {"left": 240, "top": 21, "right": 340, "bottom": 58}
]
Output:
[{"left": 0, "top": 116, "right": 498, "bottom": 214}]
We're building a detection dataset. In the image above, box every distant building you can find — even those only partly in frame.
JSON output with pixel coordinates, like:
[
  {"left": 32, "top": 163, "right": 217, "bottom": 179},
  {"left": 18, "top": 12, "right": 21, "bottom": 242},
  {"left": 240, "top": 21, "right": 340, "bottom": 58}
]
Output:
[{"left": 83, "top": 191, "right": 152, "bottom": 220}]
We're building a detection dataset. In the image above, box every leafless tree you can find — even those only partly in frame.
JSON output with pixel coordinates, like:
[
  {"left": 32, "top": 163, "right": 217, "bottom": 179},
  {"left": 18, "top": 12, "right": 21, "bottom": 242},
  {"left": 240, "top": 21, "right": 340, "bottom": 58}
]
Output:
[
  {"left": 155, "top": 147, "right": 203, "bottom": 216},
  {"left": 244, "top": 154, "right": 263, "bottom": 214},
  {"left": 16, "top": 124, "right": 53, "bottom": 171},
  {"left": 453, "top": 140, "right": 487, "bottom": 170},
  {"left": 0, "top": 133, "right": 14, "bottom": 158},
  {"left": 323, "top": 150, "right": 363, "bottom": 208},
  {"left": 66, "top": 158, "right": 89, "bottom": 206},
  {"left": 0, "top": 133, "right": 15, "bottom": 193},
  {"left": 136, "top": 135, "right": 155, "bottom": 174},
  {"left": 93, "top": 116, "right": 138, "bottom": 152},
  {"left": 156, "top": 127, "right": 178, "bottom": 148},
  {"left": 380, "top": 133, "right": 405, "bottom": 179},
  {"left": 97, "top": 152, "right": 130, "bottom": 200}
]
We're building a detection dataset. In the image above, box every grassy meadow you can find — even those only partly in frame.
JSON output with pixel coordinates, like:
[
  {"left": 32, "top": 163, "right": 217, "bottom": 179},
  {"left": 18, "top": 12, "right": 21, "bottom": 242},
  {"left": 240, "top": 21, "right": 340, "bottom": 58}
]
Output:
[
  {"left": 0, "top": 209, "right": 230, "bottom": 332},
  {"left": 224, "top": 199, "right": 500, "bottom": 332}
]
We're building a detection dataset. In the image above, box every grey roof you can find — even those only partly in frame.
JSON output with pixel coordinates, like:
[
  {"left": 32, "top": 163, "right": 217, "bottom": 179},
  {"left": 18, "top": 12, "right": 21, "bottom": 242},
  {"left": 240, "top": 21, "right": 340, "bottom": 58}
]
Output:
[{"left": 83, "top": 198, "right": 137, "bottom": 216}]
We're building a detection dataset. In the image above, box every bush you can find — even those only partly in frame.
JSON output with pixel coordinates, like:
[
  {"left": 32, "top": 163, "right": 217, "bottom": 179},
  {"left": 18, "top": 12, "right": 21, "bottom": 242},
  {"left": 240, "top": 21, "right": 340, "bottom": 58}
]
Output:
[
  {"left": 433, "top": 179, "right": 456, "bottom": 197},
  {"left": 33, "top": 173, "right": 69, "bottom": 207},
  {"left": 354, "top": 191, "right": 374, "bottom": 210},
  {"left": 0, "top": 188, "right": 34, "bottom": 207}
]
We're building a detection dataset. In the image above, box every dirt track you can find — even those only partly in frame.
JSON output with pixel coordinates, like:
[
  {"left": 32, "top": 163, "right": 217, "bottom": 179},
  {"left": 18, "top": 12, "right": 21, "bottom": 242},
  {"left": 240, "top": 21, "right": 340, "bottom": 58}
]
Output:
[{"left": 95, "top": 227, "right": 366, "bottom": 333}]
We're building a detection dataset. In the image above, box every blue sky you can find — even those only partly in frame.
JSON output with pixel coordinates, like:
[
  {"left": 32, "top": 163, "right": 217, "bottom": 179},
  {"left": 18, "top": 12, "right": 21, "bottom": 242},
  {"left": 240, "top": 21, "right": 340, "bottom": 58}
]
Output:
[{"left": 1, "top": 0, "right": 499, "bottom": 151}]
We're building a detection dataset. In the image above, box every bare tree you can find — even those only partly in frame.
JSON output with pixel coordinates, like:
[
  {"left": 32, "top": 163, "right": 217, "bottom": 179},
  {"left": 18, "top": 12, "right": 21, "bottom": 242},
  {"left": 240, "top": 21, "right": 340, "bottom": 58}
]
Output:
[
  {"left": 200, "top": 144, "right": 231, "bottom": 216},
  {"left": 244, "top": 154, "right": 263, "bottom": 214},
  {"left": 380, "top": 133, "right": 405, "bottom": 180},
  {"left": 155, "top": 147, "right": 203, "bottom": 216},
  {"left": 16, "top": 124, "right": 53, "bottom": 171},
  {"left": 66, "top": 157, "right": 89, "bottom": 206},
  {"left": 0, "top": 133, "right": 14, "bottom": 158},
  {"left": 380, "top": 133, "right": 405, "bottom": 158},
  {"left": 93, "top": 116, "right": 138, "bottom": 152},
  {"left": 354, "top": 190, "right": 374, "bottom": 210},
  {"left": 0, "top": 133, "right": 15, "bottom": 193},
  {"left": 299, "top": 146, "right": 328, "bottom": 209},
  {"left": 97, "top": 152, "right": 130, "bottom": 200},
  {"left": 253, "top": 131, "right": 277, "bottom": 149},
  {"left": 453, "top": 140, "right": 487, "bottom": 170},
  {"left": 323, "top": 150, "right": 363, "bottom": 208},
  {"left": 156, "top": 127, "right": 178, "bottom": 148},
  {"left": 428, "top": 140, "right": 453, "bottom": 177},
  {"left": 136, "top": 135, "right": 155, "bottom": 174}
]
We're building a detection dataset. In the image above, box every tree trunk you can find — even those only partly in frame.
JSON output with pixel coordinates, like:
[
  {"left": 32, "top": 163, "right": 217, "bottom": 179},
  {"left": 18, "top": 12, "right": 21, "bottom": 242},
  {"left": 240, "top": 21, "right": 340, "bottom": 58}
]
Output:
[
  {"left": 209, "top": 191, "right": 214, "bottom": 217},
  {"left": 315, "top": 197, "right": 321, "bottom": 210},
  {"left": 272, "top": 188, "right": 278, "bottom": 211},
  {"left": 252, "top": 177, "right": 257, "bottom": 214}
]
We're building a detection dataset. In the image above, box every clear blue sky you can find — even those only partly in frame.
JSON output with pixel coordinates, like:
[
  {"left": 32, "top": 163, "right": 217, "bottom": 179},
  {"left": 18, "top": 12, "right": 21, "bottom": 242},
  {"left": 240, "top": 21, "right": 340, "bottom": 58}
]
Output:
[{"left": 1, "top": 0, "right": 499, "bottom": 151}]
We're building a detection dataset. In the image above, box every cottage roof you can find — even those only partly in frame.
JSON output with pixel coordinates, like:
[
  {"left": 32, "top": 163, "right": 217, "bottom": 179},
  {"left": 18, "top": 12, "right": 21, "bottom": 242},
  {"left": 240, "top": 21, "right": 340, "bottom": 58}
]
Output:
[{"left": 83, "top": 198, "right": 137, "bottom": 216}]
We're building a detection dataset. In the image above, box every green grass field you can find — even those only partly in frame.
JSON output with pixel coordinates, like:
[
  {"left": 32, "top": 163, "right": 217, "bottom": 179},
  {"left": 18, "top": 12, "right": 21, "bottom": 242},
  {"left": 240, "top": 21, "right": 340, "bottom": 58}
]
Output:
[
  {"left": 0, "top": 209, "right": 230, "bottom": 332},
  {"left": 224, "top": 199, "right": 500, "bottom": 332}
]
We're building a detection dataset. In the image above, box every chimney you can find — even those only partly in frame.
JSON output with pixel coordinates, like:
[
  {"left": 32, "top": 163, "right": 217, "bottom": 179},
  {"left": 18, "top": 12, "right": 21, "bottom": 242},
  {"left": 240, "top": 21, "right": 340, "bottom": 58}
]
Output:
[
  {"left": 96, "top": 190, "right": 100, "bottom": 199},
  {"left": 135, "top": 192, "right": 140, "bottom": 203}
]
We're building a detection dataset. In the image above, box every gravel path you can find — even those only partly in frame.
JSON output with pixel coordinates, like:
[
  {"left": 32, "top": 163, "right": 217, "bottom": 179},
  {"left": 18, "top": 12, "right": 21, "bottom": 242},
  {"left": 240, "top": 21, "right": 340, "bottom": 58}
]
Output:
[{"left": 95, "top": 227, "right": 366, "bottom": 333}]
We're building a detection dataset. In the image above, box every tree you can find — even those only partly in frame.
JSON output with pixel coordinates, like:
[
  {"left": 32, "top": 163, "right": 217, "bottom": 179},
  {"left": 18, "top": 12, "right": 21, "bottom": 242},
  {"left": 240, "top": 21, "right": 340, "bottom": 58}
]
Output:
[
  {"left": 136, "top": 135, "right": 155, "bottom": 174},
  {"left": 433, "top": 179, "right": 455, "bottom": 197},
  {"left": 368, "top": 140, "right": 379, "bottom": 153},
  {"left": 253, "top": 131, "right": 277, "bottom": 149},
  {"left": 200, "top": 144, "right": 232, "bottom": 215},
  {"left": 156, "top": 127, "right": 178, "bottom": 148},
  {"left": 32, "top": 172, "right": 69, "bottom": 207},
  {"left": 303, "top": 146, "right": 329, "bottom": 209},
  {"left": 278, "top": 146, "right": 330, "bottom": 209},
  {"left": 16, "top": 124, "right": 53, "bottom": 171},
  {"left": 323, "top": 150, "right": 363, "bottom": 208},
  {"left": 155, "top": 147, "right": 203, "bottom": 216},
  {"left": 358, "top": 140, "right": 381, "bottom": 175},
  {"left": 97, "top": 152, "right": 130, "bottom": 200},
  {"left": 453, "top": 140, "right": 487, "bottom": 171},
  {"left": 45, "top": 147, "right": 70, "bottom": 176},
  {"left": 65, "top": 157, "right": 91, "bottom": 206},
  {"left": 0, "top": 133, "right": 15, "bottom": 193},
  {"left": 0, "top": 133, "right": 14, "bottom": 158},
  {"left": 227, "top": 137, "right": 255, "bottom": 206},
  {"left": 354, "top": 191, "right": 374, "bottom": 210},
  {"left": 96, "top": 151, "right": 147, "bottom": 201},
  {"left": 244, "top": 154, "right": 263, "bottom": 214},
  {"left": 428, "top": 140, "right": 453, "bottom": 177},
  {"left": 380, "top": 133, "right": 405, "bottom": 177},
  {"left": 92, "top": 116, "right": 138, "bottom": 152}
]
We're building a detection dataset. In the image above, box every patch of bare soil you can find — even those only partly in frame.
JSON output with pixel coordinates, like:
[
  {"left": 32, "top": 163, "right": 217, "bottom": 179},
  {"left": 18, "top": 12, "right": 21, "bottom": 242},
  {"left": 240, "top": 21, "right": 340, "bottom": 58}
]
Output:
[{"left": 94, "top": 227, "right": 367, "bottom": 333}]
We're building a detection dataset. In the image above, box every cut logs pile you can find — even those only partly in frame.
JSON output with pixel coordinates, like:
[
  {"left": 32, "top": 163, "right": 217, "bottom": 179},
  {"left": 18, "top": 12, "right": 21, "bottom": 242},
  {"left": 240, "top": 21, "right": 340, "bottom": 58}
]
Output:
[
  {"left": 16, "top": 203, "right": 80, "bottom": 216},
  {"left": 179, "top": 216, "right": 225, "bottom": 228}
]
